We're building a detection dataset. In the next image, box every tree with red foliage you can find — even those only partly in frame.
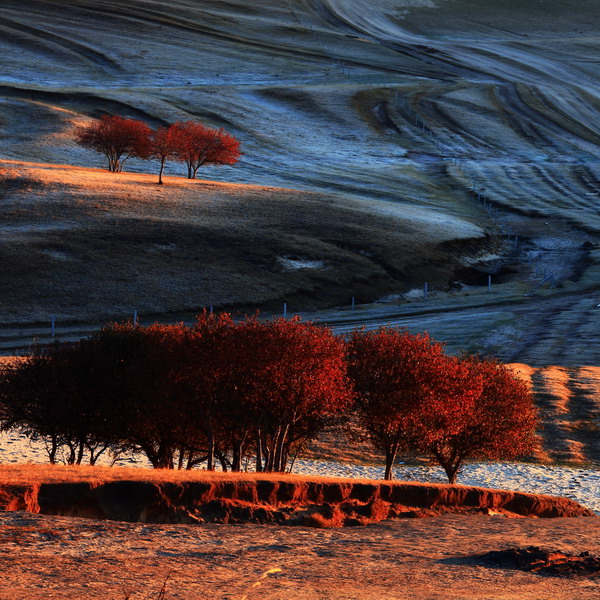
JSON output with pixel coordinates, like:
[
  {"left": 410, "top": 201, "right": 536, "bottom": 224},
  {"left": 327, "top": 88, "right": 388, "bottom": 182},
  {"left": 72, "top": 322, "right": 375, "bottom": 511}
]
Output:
[
  {"left": 0, "top": 339, "right": 128, "bottom": 465},
  {"left": 174, "top": 121, "right": 241, "bottom": 179},
  {"left": 347, "top": 328, "right": 482, "bottom": 480},
  {"left": 202, "top": 316, "right": 352, "bottom": 473},
  {"left": 258, "top": 317, "right": 350, "bottom": 472},
  {"left": 148, "top": 123, "right": 185, "bottom": 184},
  {"left": 178, "top": 312, "right": 236, "bottom": 471},
  {"left": 76, "top": 115, "right": 151, "bottom": 173},
  {"left": 417, "top": 357, "right": 539, "bottom": 483}
]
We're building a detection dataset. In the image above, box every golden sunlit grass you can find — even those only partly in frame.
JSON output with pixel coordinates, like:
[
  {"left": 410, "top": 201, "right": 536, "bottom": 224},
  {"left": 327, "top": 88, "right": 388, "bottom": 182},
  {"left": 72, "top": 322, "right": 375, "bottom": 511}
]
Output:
[
  {"left": 0, "top": 463, "right": 390, "bottom": 487},
  {"left": 0, "top": 463, "right": 539, "bottom": 496},
  {"left": 539, "top": 366, "right": 572, "bottom": 415}
]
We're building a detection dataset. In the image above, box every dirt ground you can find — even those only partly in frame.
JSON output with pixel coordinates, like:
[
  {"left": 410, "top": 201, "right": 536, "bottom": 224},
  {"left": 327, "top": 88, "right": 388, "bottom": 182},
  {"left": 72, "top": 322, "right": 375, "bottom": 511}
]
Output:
[{"left": 0, "top": 511, "right": 598, "bottom": 600}]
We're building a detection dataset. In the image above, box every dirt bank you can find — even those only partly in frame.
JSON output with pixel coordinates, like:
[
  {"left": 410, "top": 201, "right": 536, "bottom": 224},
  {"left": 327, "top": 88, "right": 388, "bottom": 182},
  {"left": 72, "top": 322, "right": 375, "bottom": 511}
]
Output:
[{"left": 0, "top": 476, "right": 593, "bottom": 526}]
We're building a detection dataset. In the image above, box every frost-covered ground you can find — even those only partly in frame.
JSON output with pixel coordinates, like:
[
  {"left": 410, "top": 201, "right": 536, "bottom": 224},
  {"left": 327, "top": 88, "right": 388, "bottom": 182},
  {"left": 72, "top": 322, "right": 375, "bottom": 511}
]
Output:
[
  {"left": 1, "top": 430, "right": 598, "bottom": 514},
  {"left": 293, "top": 458, "right": 600, "bottom": 515}
]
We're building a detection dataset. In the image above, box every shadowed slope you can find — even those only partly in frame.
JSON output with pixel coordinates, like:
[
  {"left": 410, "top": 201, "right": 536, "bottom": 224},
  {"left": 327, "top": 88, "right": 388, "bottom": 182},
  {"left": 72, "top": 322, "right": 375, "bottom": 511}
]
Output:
[{"left": 0, "top": 161, "right": 485, "bottom": 326}]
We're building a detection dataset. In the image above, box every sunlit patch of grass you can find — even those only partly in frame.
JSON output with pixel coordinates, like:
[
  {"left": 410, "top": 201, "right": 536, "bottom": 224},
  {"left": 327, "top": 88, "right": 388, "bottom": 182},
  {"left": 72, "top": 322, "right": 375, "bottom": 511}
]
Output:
[{"left": 0, "top": 463, "right": 385, "bottom": 487}]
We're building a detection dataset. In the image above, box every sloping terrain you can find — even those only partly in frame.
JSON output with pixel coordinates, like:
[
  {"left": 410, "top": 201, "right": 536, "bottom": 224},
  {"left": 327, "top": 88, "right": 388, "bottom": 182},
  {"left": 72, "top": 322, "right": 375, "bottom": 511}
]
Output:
[
  {"left": 0, "top": 0, "right": 598, "bottom": 366},
  {"left": 0, "top": 161, "right": 484, "bottom": 325}
]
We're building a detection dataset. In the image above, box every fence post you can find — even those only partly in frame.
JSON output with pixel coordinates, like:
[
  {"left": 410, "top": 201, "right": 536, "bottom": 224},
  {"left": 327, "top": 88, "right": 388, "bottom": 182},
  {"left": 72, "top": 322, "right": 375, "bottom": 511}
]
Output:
[
  {"left": 51, "top": 316, "right": 55, "bottom": 338},
  {"left": 283, "top": 303, "right": 287, "bottom": 318}
]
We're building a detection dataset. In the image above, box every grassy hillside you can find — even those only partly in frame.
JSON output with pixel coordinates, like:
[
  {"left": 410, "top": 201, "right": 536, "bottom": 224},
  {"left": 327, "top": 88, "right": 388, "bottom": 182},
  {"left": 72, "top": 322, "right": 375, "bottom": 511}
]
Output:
[{"left": 0, "top": 0, "right": 598, "bottom": 367}]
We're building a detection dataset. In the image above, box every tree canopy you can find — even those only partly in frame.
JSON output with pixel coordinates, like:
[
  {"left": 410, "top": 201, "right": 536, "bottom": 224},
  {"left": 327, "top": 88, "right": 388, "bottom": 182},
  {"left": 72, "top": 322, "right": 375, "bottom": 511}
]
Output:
[{"left": 76, "top": 116, "right": 241, "bottom": 183}]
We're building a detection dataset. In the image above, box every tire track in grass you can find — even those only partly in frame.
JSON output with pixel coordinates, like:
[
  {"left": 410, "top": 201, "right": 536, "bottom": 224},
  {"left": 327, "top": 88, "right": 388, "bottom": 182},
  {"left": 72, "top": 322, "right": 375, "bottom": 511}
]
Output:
[
  {"left": 0, "top": 17, "right": 124, "bottom": 75},
  {"left": 531, "top": 367, "right": 583, "bottom": 464}
]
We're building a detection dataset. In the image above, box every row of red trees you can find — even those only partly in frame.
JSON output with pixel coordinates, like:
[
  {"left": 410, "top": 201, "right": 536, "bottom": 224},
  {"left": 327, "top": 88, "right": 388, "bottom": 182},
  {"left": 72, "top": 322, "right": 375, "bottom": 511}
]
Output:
[
  {"left": 76, "top": 116, "right": 241, "bottom": 184},
  {"left": 0, "top": 316, "right": 539, "bottom": 482}
]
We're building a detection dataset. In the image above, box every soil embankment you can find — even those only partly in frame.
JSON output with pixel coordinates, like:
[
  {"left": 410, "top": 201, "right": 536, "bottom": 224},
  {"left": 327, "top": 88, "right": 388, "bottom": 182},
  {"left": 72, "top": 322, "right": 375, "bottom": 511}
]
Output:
[{"left": 0, "top": 477, "right": 593, "bottom": 526}]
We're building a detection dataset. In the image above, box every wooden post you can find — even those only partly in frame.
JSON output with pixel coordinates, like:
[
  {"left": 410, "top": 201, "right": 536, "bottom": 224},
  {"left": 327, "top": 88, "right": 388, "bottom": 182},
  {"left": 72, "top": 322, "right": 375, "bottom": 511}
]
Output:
[
  {"left": 351, "top": 297, "right": 355, "bottom": 310},
  {"left": 283, "top": 303, "right": 287, "bottom": 318},
  {"left": 51, "top": 316, "right": 55, "bottom": 338}
]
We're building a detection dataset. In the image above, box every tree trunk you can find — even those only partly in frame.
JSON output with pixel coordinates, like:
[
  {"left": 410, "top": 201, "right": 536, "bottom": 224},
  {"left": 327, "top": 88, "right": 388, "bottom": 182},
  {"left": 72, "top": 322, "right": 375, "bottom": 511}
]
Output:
[
  {"left": 215, "top": 448, "right": 229, "bottom": 472},
  {"left": 177, "top": 446, "right": 186, "bottom": 470},
  {"left": 185, "top": 448, "right": 196, "bottom": 470},
  {"left": 262, "top": 445, "right": 271, "bottom": 472},
  {"left": 442, "top": 460, "right": 461, "bottom": 484},
  {"left": 432, "top": 447, "right": 462, "bottom": 484},
  {"left": 46, "top": 436, "right": 59, "bottom": 465},
  {"left": 88, "top": 443, "right": 109, "bottom": 466},
  {"left": 206, "top": 425, "right": 215, "bottom": 471},
  {"left": 158, "top": 158, "right": 165, "bottom": 184},
  {"left": 232, "top": 443, "right": 241, "bottom": 472},
  {"left": 273, "top": 424, "right": 290, "bottom": 472},
  {"left": 255, "top": 429, "right": 263, "bottom": 472},
  {"left": 76, "top": 440, "right": 85, "bottom": 465},
  {"left": 384, "top": 444, "right": 399, "bottom": 481}
]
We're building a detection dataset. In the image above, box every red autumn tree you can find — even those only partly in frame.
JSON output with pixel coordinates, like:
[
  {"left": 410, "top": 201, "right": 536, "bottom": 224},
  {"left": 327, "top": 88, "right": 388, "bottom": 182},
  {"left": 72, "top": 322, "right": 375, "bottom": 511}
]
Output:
[
  {"left": 251, "top": 316, "right": 351, "bottom": 473},
  {"left": 174, "top": 121, "right": 241, "bottom": 179},
  {"left": 347, "top": 328, "right": 482, "bottom": 480},
  {"left": 76, "top": 115, "right": 151, "bottom": 173},
  {"left": 417, "top": 357, "right": 539, "bottom": 483},
  {"left": 201, "top": 316, "right": 352, "bottom": 473},
  {"left": 53, "top": 322, "right": 194, "bottom": 469},
  {"left": 148, "top": 123, "right": 185, "bottom": 185},
  {"left": 179, "top": 312, "right": 237, "bottom": 471},
  {"left": 0, "top": 338, "right": 129, "bottom": 466}
]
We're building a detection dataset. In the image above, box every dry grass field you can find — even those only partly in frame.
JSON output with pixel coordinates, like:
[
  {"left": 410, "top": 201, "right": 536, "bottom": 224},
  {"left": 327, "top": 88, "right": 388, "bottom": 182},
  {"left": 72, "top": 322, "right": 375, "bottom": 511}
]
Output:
[
  {"left": 0, "top": 160, "right": 484, "bottom": 326},
  {"left": 0, "top": 510, "right": 597, "bottom": 600},
  {"left": 0, "top": 465, "right": 598, "bottom": 599}
]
